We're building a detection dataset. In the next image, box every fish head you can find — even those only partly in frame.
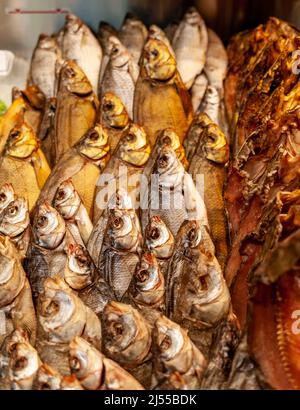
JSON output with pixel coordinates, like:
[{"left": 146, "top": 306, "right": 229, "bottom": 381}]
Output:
[
  {"left": 5, "top": 122, "right": 38, "bottom": 159},
  {"left": 119, "top": 123, "right": 150, "bottom": 166},
  {"left": 103, "top": 301, "right": 137, "bottom": 350},
  {"left": 77, "top": 124, "right": 110, "bottom": 161},
  {"left": 184, "top": 7, "right": 203, "bottom": 26},
  {"left": 69, "top": 336, "right": 103, "bottom": 390},
  {"left": 98, "top": 21, "right": 117, "bottom": 45},
  {"left": 38, "top": 277, "right": 86, "bottom": 342},
  {"left": 65, "top": 244, "right": 94, "bottom": 290},
  {"left": 154, "top": 316, "right": 186, "bottom": 363},
  {"left": 36, "top": 363, "right": 62, "bottom": 390},
  {"left": 107, "top": 207, "right": 140, "bottom": 251},
  {"left": 145, "top": 216, "right": 174, "bottom": 259},
  {"left": 65, "top": 13, "right": 82, "bottom": 34},
  {"left": 156, "top": 128, "right": 181, "bottom": 151},
  {"left": 0, "top": 183, "right": 15, "bottom": 213},
  {"left": 37, "top": 34, "right": 58, "bottom": 51},
  {"left": 101, "top": 92, "right": 130, "bottom": 129},
  {"left": 201, "top": 124, "right": 229, "bottom": 164},
  {"left": 54, "top": 179, "right": 81, "bottom": 219},
  {"left": 0, "top": 197, "right": 29, "bottom": 238},
  {"left": 8, "top": 331, "right": 40, "bottom": 390},
  {"left": 142, "top": 38, "right": 176, "bottom": 81},
  {"left": 149, "top": 25, "right": 164, "bottom": 40},
  {"left": 131, "top": 252, "right": 164, "bottom": 304},
  {"left": 0, "top": 236, "right": 24, "bottom": 307},
  {"left": 33, "top": 203, "right": 66, "bottom": 249},
  {"left": 103, "top": 301, "right": 151, "bottom": 366},
  {"left": 59, "top": 60, "right": 93, "bottom": 95},
  {"left": 177, "top": 220, "right": 202, "bottom": 249},
  {"left": 155, "top": 145, "right": 184, "bottom": 184},
  {"left": 108, "top": 36, "right": 130, "bottom": 68}
]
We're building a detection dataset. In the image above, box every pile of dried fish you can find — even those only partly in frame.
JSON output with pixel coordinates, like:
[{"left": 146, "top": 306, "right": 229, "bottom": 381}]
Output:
[{"left": 0, "top": 7, "right": 299, "bottom": 390}]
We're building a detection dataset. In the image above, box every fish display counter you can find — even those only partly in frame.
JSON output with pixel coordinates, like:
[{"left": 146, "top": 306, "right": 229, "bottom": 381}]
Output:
[{"left": 0, "top": 0, "right": 299, "bottom": 391}]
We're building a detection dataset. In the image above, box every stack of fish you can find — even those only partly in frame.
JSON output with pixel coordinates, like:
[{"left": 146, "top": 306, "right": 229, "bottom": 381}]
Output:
[{"left": 0, "top": 7, "right": 298, "bottom": 390}]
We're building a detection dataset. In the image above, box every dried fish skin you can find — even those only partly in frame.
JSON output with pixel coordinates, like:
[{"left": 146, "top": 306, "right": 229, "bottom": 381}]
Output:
[
  {"left": 97, "top": 21, "right": 119, "bottom": 84},
  {"left": 190, "top": 72, "right": 208, "bottom": 113},
  {"left": 184, "top": 112, "right": 213, "bottom": 163},
  {"left": 152, "top": 315, "right": 207, "bottom": 389},
  {"left": 172, "top": 7, "right": 208, "bottom": 89},
  {"left": 134, "top": 38, "right": 193, "bottom": 146},
  {"left": 69, "top": 336, "right": 144, "bottom": 390}
]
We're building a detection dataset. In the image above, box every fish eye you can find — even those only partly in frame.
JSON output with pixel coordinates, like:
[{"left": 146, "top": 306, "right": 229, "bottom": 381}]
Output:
[
  {"left": 207, "top": 133, "right": 216, "bottom": 143},
  {"left": 104, "top": 101, "right": 114, "bottom": 111},
  {"left": 45, "top": 300, "right": 59, "bottom": 316},
  {"left": 112, "top": 216, "right": 123, "bottom": 229},
  {"left": 56, "top": 189, "right": 66, "bottom": 200},
  {"left": 89, "top": 131, "right": 99, "bottom": 141},
  {"left": 112, "top": 321, "right": 124, "bottom": 336},
  {"left": 8, "top": 205, "right": 18, "bottom": 216},
  {"left": 13, "top": 356, "right": 28, "bottom": 371},
  {"left": 161, "top": 136, "right": 171, "bottom": 145},
  {"left": 151, "top": 48, "right": 159, "bottom": 58},
  {"left": 66, "top": 67, "right": 76, "bottom": 78},
  {"left": 125, "top": 133, "right": 136, "bottom": 143},
  {"left": 187, "top": 227, "right": 196, "bottom": 242},
  {"left": 0, "top": 193, "right": 7, "bottom": 202},
  {"left": 37, "top": 215, "right": 48, "bottom": 228},
  {"left": 160, "top": 335, "right": 172, "bottom": 352},
  {"left": 158, "top": 154, "right": 169, "bottom": 167},
  {"left": 112, "top": 46, "right": 119, "bottom": 54},
  {"left": 9, "top": 129, "right": 20, "bottom": 140},
  {"left": 150, "top": 227, "right": 160, "bottom": 240},
  {"left": 76, "top": 254, "right": 88, "bottom": 267},
  {"left": 69, "top": 357, "right": 81, "bottom": 372},
  {"left": 40, "top": 382, "right": 51, "bottom": 390},
  {"left": 136, "top": 269, "right": 149, "bottom": 283}
]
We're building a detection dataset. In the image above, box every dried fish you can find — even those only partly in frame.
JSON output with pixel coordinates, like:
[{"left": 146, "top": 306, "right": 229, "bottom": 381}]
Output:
[
  {"left": 28, "top": 34, "right": 61, "bottom": 98},
  {"left": 184, "top": 112, "right": 213, "bottom": 163},
  {"left": 102, "top": 301, "right": 152, "bottom": 388},
  {"left": 53, "top": 179, "right": 93, "bottom": 245},
  {"left": 134, "top": 38, "right": 193, "bottom": 146},
  {"left": 64, "top": 243, "right": 114, "bottom": 316},
  {"left": 0, "top": 121, "right": 51, "bottom": 211},
  {"left": 189, "top": 122, "right": 229, "bottom": 269},
  {"left": 54, "top": 60, "right": 99, "bottom": 162},
  {"left": 172, "top": 7, "right": 208, "bottom": 89},
  {"left": 97, "top": 21, "right": 119, "bottom": 84},
  {"left": 190, "top": 72, "right": 208, "bottom": 113},
  {"left": 89, "top": 190, "right": 142, "bottom": 300},
  {"left": 166, "top": 220, "right": 231, "bottom": 357},
  {"left": 100, "top": 92, "right": 131, "bottom": 152},
  {"left": 93, "top": 123, "right": 150, "bottom": 223},
  {"left": 119, "top": 13, "right": 148, "bottom": 65},
  {"left": 100, "top": 36, "right": 139, "bottom": 118},
  {"left": 148, "top": 25, "right": 175, "bottom": 57},
  {"left": 60, "top": 14, "right": 102, "bottom": 93},
  {"left": 152, "top": 315, "right": 207, "bottom": 389},
  {"left": 36, "top": 277, "right": 101, "bottom": 375},
  {"left": 69, "top": 336, "right": 144, "bottom": 390},
  {"left": 0, "top": 237, "right": 36, "bottom": 347},
  {"left": 38, "top": 124, "right": 110, "bottom": 219}
]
